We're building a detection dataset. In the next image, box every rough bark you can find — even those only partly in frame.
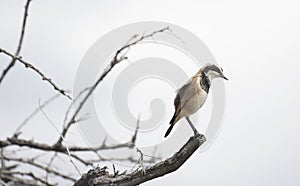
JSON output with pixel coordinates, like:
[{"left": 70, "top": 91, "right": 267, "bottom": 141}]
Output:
[{"left": 74, "top": 134, "right": 206, "bottom": 186}]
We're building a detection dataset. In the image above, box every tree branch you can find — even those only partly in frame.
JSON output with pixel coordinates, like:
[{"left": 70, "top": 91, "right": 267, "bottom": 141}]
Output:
[
  {"left": 0, "top": 48, "right": 72, "bottom": 100},
  {"left": 14, "top": 94, "right": 61, "bottom": 136},
  {"left": 1, "top": 155, "right": 76, "bottom": 182},
  {"left": 0, "top": 23, "right": 194, "bottom": 186},
  {"left": 0, "top": 0, "right": 32, "bottom": 83},
  {"left": 54, "top": 26, "right": 170, "bottom": 146},
  {"left": 74, "top": 134, "right": 206, "bottom": 186}
]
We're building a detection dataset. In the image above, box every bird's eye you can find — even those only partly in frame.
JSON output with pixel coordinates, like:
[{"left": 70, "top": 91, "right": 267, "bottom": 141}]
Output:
[{"left": 220, "top": 67, "right": 223, "bottom": 72}]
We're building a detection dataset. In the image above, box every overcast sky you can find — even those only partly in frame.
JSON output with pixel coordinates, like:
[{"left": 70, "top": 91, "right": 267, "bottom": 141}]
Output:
[{"left": 1, "top": 0, "right": 300, "bottom": 185}]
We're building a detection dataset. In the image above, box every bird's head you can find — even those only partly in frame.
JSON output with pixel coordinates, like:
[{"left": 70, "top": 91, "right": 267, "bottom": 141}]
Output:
[{"left": 202, "top": 63, "right": 228, "bottom": 81}]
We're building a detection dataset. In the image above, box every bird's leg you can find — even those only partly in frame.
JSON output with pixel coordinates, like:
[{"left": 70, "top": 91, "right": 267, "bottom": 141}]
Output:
[{"left": 185, "top": 117, "right": 199, "bottom": 135}]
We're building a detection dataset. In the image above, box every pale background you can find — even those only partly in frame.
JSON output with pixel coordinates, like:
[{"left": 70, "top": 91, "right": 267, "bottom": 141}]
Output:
[{"left": 1, "top": 0, "right": 300, "bottom": 185}]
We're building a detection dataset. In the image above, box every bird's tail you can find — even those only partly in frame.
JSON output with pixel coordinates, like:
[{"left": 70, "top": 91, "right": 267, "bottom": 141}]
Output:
[
  {"left": 164, "top": 112, "right": 180, "bottom": 138},
  {"left": 164, "top": 124, "right": 174, "bottom": 138}
]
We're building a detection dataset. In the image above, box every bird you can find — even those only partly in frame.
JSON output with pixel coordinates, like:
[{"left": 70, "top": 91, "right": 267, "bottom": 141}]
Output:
[{"left": 164, "top": 63, "right": 228, "bottom": 138}]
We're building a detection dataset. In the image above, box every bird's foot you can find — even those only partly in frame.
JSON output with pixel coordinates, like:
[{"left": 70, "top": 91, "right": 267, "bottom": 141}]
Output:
[
  {"left": 192, "top": 128, "right": 199, "bottom": 136},
  {"left": 199, "top": 133, "right": 206, "bottom": 141}
]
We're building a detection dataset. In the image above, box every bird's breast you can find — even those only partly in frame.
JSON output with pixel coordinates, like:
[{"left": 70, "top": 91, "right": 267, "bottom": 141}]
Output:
[
  {"left": 183, "top": 87, "right": 207, "bottom": 116},
  {"left": 195, "top": 88, "right": 208, "bottom": 109}
]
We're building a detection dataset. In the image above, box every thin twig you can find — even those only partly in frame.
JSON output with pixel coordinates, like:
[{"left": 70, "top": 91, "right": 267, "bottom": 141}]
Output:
[
  {"left": 1, "top": 154, "right": 76, "bottom": 182},
  {"left": 38, "top": 100, "right": 81, "bottom": 176},
  {"left": 136, "top": 148, "right": 145, "bottom": 174},
  {"left": 1, "top": 174, "right": 40, "bottom": 186},
  {"left": 0, "top": 0, "right": 32, "bottom": 83},
  {"left": 55, "top": 26, "right": 170, "bottom": 146},
  {"left": 14, "top": 94, "right": 61, "bottom": 136},
  {"left": 0, "top": 48, "right": 72, "bottom": 100},
  {"left": 0, "top": 137, "right": 136, "bottom": 153},
  {"left": 1, "top": 170, "right": 55, "bottom": 186},
  {"left": 131, "top": 114, "right": 140, "bottom": 145},
  {"left": 63, "top": 87, "right": 90, "bottom": 127},
  {"left": 45, "top": 152, "right": 58, "bottom": 182}
]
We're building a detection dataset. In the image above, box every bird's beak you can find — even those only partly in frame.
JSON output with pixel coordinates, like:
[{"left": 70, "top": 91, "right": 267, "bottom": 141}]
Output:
[{"left": 222, "top": 75, "right": 228, "bottom": 80}]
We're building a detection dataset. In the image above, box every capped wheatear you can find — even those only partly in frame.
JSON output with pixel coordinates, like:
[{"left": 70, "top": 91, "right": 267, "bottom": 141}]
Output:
[{"left": 164, "top": 63, "right": 228, "bottom": 138}]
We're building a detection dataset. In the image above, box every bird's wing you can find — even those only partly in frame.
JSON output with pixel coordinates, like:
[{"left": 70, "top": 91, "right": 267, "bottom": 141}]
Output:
[{"left": 174, "top": 79, "right": 198, "bottom": 114}]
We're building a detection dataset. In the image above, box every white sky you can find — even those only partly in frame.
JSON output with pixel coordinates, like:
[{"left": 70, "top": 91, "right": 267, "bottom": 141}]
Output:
[{"left": 1, "top": 0, "right": 300, "bottom": 185}]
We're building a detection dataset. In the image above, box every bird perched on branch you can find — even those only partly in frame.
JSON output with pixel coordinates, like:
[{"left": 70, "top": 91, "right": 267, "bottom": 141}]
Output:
[{"left": 164, "top": 63, "right": 228, "bottom": 138}]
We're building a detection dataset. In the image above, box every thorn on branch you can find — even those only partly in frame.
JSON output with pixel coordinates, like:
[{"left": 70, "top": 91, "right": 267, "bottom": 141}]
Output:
[
  {"left": 131, "top": 115, "right": 140, "bottom": 146},
  {"left": 112, "top": 164, "right": 119, "bottom": 177},
  {"left": 136, "top": 148, "right": 146, "bottom": 175}
]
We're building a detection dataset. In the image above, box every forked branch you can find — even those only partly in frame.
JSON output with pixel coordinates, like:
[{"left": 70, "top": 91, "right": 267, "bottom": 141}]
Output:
[{"left": 74, "top": 134, "right": 206, "bottom": 186}]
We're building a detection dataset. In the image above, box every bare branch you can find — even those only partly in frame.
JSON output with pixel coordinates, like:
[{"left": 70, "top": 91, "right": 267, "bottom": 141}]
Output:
[
  {"left": 1, "top": 173, "right": 40, "bottom": 186},
  {"left": 130, "top": 115, "right": 140, "bottom": 145},
  {"left": 136, "top": 148, "right": 145, "bottom": 174},
  {"left": 1, "top": 155, "right": 76, "bottom": 183},
  {"left": 55, "top": 26, "right": 170, "bottom": 146},
  {"left": 74, "top": 134, "right": 206, "bottom": 186},
  {"left": 0, "top": 48, "right": 72, "bottom": 100},
  {"left": 1, "top": 170, "right": 55, "bottom": 186},
  {"left": 0, "top": 0, "right": 32, "bottom": 83},
  {"left": 0, "top": 25, "right": 196, "bottom": 186},
  {"left": 45, "top": 152, "right": 58, "bottom": 182},
  {"left": 0, "top": 137, "right": 136, "bottom": 154},
  {"left": 63, "top": 87, "right": 91, "bottom": 126},
  {"left": 38, "top": 100, "right": 81, "bottom": 176},
  {"left": 14, "top": 94, "right": 61, "bottom": 136}
]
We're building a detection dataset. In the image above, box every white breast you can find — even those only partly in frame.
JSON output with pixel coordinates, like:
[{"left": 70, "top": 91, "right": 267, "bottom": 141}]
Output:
[{"left": 182, "top": 82, "right": 208, "bottom": 116}]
